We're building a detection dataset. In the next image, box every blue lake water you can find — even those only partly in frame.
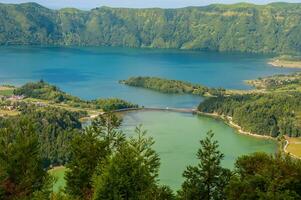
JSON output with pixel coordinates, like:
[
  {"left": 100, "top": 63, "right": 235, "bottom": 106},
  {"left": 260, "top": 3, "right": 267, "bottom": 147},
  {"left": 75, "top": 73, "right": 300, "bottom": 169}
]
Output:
[{"left": 0, "top": 46, "right": 298, "bottom": 108}]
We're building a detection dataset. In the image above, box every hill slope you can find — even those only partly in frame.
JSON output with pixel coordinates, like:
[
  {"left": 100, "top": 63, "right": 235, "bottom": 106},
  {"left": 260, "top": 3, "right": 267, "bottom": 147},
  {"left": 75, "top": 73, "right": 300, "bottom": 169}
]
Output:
[{"left": 0, "top": 2, "right": 301, "bottom": 54}]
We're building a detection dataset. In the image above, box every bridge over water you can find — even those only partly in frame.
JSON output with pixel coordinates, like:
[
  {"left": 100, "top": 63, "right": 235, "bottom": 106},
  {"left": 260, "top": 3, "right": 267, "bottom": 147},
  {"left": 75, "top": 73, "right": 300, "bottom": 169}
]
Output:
[{"left": 111, "top": 107, "right": 198, "bottom": 114}]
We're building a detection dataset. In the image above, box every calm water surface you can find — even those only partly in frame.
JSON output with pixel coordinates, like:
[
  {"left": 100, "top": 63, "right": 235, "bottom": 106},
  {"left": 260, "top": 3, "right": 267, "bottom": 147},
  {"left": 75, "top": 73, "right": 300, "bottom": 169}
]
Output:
[
  {"left": 122, "top": 111, "right": 277, "bottom": 189},
  {"left": 0, "top": 46, "right": 298, "bottom": 108}
]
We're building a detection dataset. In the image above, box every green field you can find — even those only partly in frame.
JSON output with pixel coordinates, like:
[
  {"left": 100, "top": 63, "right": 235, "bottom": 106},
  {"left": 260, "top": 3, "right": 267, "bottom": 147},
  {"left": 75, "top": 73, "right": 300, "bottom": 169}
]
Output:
[
  {"left": 0, "top": 86, "right": 14, "bottom": 96},
  {"left": 48, "top": 166, "right": 67, "bottom": 192}
]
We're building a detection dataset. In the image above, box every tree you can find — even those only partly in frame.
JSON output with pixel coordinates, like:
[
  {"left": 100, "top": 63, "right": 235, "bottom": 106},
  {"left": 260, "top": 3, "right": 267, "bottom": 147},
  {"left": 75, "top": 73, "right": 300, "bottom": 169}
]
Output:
[
  {"left": 0, "top": 117, "right": 52, "bottom": 200},
  {"left": 178, "top": 131, "right": 231, "bottom": 200},
  {"left": 90, "top": 113, "right": 125, "bottom": 154},
  {"left": 92, "top": 126, "right": 161, "bottom": 200},
  {"left": 65, "top": 113, "right": 125, "bottom": 199},
  {"left": 226, "top": 152, "right": 301, "bottom": 200},
  {"left": 149, "top": 185, "right": 176, "bottom": 200}
]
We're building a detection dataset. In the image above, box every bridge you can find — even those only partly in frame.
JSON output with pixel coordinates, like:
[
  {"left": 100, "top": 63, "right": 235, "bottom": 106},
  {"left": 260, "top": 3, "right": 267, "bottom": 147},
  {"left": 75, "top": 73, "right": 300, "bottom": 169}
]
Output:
[{"left": 111, "top": 107, "right": 198, "bottom": 114}]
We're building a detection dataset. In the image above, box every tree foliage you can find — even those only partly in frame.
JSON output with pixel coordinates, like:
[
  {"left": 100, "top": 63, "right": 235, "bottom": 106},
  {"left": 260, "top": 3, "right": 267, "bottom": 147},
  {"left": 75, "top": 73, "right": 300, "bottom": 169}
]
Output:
[
  {"left": 14, "top": 81, "right": 138, "bottom": 111},
  {"left": 0, "top": 105, "right": 83, "bottom": 167},
  {"left": 121, "top": 76, "right": 225, "bottom": 96},
  {"left": 92, "top": 126, "right": 161, "bottom": 200},
  {"left": 178, "top": 131, "right": 231, "bottom": 200},
  {"left": 198, "top": 93, "right": 301, "bottom": 137},
  {"left": 1, "top": 3, "right": 301, "bottom": 55},
  {"left": 0, "top": 117, "right": 52, "bottom": 200},
  {"left": 226, "top": 152, "right": 301, "bottom": 200},
  {"left": 65, "top": 113, "right": 125, "bottom": 199}
]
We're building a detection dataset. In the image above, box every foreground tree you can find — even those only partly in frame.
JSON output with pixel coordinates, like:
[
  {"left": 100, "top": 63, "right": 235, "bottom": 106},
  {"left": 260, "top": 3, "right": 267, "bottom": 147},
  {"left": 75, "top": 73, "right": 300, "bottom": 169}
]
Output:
[
  {"left": 0, "top": 118, "right": 51, "bottom": 200},
  {"left": 93, "top": 126, "right": 171, "bottom": 200},
  {"left": 226, "top": 152, "right": 301, "bottom": 200},
  {"left": 178, "top": 131, "right": 231, "bottom": 200},
  {"left": 65, "top": 113, "right": 125, "bottom": 199}
]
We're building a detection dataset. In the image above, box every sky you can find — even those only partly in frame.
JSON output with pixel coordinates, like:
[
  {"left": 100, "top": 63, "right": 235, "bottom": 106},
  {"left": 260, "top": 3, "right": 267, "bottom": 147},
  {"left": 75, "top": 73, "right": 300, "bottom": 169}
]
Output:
[{"left": 0, "top": 0, "right": 300, "bottom": 9}]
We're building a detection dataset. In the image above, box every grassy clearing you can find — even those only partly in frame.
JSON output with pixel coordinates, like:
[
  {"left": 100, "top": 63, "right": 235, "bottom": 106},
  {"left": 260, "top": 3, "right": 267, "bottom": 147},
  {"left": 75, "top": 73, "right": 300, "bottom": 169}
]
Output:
[
  {"left": 0, "top": 86, "right": 14, "bottom": 96},
  {"left": 23, "top": 98, "right": 102, "bottom": 117},
  {"left": 286, "top": 137, "right": 301, "bottom": 158},
  {"left": 48, "top": 166, "right": 67, "bottom": 192}
]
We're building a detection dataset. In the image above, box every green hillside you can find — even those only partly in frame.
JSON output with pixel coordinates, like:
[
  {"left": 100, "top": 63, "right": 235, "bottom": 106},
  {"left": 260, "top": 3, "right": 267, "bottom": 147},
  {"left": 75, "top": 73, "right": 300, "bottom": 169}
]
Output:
[{"left": 0, "top": 2, "right": 301, "bottom": 54}]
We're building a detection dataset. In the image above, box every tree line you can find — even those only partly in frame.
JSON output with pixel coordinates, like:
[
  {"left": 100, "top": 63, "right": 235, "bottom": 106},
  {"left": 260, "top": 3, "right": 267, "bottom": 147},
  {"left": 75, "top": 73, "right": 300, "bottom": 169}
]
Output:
[
  {"left": 121, "top": 76, "right": 225, "bottom": 96},
  {"left": 14, "top": 80, "right": 138, "bottom": 112},
  {"left": 198, "top": 92, "right": 301, "bottom": 137},
  {"left": 1, "top": 113, "right": 301, "bottom": 200}
]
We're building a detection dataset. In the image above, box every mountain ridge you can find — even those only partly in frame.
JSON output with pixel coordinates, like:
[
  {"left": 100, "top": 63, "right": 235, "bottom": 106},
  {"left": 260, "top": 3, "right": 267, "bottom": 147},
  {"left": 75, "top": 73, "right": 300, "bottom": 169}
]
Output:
[{"left": 0, "top": 2, "right": 300, "bottom": 55}]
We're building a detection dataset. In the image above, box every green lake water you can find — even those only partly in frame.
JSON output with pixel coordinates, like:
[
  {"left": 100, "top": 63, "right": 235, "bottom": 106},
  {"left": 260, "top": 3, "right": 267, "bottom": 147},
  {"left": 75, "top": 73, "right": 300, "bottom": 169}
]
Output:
[{"left": 122, "top": 111, "right": 278, "bottom": 189}]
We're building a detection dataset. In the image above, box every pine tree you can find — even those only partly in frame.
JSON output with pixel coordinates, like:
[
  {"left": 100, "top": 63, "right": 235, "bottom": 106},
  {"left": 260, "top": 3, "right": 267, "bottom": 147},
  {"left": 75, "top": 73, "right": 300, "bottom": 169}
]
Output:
[
  {"left": 0, "top": 117, "right": 51, "bottom": 200},
  {"left": 65, "top": 113, "right": 125, "bottom": 199},
  {"left": 92, "top": 126, "right": 161, "bottom": 200},
  {"left": 178, "top": 131, "right": 231, "bottom": 200}
]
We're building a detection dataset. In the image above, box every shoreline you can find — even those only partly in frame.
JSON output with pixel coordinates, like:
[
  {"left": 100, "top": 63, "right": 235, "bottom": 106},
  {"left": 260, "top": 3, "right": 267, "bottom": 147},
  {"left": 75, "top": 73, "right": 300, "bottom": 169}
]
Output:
[
  {"left": 268, "top": 60, "right": 301, "bottom": 69},
  {"left": 197, "top": 111, "right": 275, "bottom": 140},
  {"left": 283, "top": 136, "right": 301, "bottom": 160},
  {"left": 80, "top": 108, "right": 300, "bottom": 159},
  {"left": 198, "top": 111, "right": 301, "bottom": 159}
]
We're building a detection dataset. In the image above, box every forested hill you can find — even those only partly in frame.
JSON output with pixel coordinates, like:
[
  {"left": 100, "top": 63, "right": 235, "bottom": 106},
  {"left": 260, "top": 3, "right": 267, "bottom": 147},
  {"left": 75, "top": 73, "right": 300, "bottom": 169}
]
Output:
[{"left": 0, "top": 2, "right": 301, "bottom": 54}]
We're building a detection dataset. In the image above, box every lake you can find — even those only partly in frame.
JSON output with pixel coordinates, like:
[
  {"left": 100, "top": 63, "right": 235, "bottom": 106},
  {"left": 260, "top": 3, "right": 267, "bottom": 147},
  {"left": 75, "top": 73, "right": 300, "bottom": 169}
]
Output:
[
  {"left": 122, "top": 111, "right": 277, "bottom": 189},
  {"left": 0, "top": 46, "right": 298, "bottom": 108},
  {"left": 0, "top": 46, "right": 295, "bottom": 190}
]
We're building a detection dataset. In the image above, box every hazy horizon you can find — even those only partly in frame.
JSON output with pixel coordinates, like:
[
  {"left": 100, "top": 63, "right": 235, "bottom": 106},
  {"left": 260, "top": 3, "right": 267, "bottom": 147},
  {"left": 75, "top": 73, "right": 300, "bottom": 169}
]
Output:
[{"left": 0, "top": 0, "right": 300, "bottom": 9}]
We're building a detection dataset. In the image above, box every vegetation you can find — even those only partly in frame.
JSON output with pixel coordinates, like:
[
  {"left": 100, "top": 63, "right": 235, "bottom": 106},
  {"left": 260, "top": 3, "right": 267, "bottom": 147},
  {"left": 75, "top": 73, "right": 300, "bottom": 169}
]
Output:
[
  {"left": 65, "top": 114, "right": 171, "bottom": 200},
  {"left": 246, "top": 72, "right": 301, "bottom": 91},
  {"left": 198, "top": 72, "right": 301, "bottom": 138},
  {"left": 1, "top": 3, "right": 301, "bottom": 55},
  {"left": 0, "top": 118, "right": 52, "bottom": 200},
  {"left": 0, "top": 86, "right": 14, "bottom": 96},
  {"left": 285, "top": 137, "right": 301, "bottom": 158},
  {"left": 121, "top": 74, "right": 301, "bottom": 138},
  {"left": 0, "top": 105, "right": 83, "bottom": 167},
  {"left": 121, "top": 76, "right": 225, "bottom": 96},
  {"left": 198, "top": 92, "right": 301, "bottom": 137},
  {"left": 48, "top": 167, "right": 66, "bottom": 192},
  {"left": 178, "top": 131, "right": 231, "bottom": 200},
  {"left": 1, "top": 112, "right": 301, "bottom": 199},
  {"left": 226, "top": 152, "right": 301, "bottom": 199},
  {"left": 14, "top": 81, "right": 138, "bottom": 112},
  {"left": 0, "top": 75, "right": 300, "bottom": 199}
]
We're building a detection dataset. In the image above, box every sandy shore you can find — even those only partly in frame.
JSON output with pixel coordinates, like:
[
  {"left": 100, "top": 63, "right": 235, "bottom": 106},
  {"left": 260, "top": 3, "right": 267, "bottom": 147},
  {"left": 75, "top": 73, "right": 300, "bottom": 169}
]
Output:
[
  {"left": 283, "top": 136, "right": 301, "bottom": 159},
  {"left": 268, "top": 60, "right": 301, "bottom": 69}
]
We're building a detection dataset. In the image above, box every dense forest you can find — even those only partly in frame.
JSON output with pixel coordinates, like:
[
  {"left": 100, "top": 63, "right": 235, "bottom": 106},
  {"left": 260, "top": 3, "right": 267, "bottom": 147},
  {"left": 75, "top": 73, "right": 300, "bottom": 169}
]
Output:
[
  {"left": 121, "top": 76, "right": 225, "bottom": 96},
  {"left": 197, "top": 73, "right": 301, "bottom": 137},
  {"left": 0, "top": 105, "right": 83, "bottom": 167},
  {"left": 1, "top": 113, "right": 301, "bottom": 200},
  {"left": 198, "top": 92, "right": 301, "bottom": 137},
  {"left": 0, "top": 2, "right": 301, "bottom": 54}
]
